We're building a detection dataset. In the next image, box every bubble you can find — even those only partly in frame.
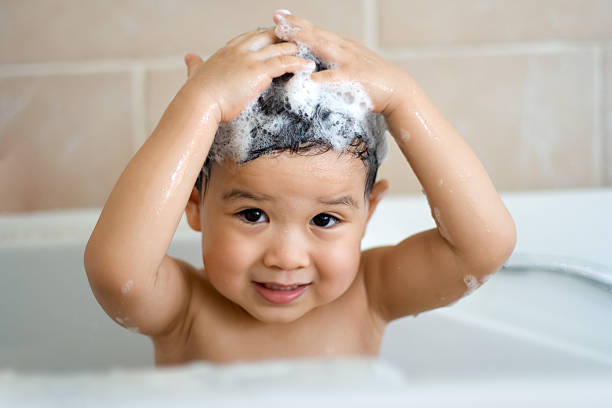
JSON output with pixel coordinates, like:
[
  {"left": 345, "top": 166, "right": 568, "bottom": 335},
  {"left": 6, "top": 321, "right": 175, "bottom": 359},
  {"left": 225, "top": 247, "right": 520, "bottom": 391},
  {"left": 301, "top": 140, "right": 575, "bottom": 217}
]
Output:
[
  {"left": 274, "top": 13, "right": 300, "bottom": 41},
  {"left": 433, "top": 207, "right": 452, "bottom": 244},
  {"left": 209, "top": 46, "right": 388, "bottom": 167},
  {"left": 463, "top": 275, "right": 480, "bottom": 297},
  {"left": 121, "top": 280, "right": 134, "bottom": 295},
  {"left": 399, "top": 128, "right": 411, "bottom": 142}
]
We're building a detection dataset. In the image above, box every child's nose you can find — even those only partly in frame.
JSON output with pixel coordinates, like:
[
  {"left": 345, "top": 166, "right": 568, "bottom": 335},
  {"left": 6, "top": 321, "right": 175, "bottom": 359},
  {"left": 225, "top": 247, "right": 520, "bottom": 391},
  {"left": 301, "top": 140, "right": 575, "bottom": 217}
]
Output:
[{"left": 262, "top": 228, "right": 310, "bottom": 271}]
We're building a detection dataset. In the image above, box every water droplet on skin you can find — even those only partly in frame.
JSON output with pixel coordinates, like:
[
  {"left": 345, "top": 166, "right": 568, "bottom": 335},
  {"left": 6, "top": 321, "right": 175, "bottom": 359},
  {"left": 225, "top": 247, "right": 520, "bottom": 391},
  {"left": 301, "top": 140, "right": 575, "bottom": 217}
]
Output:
[
  {"left": 121, "top": 280, "right": 134, "bottom": 294},
  {"left": 456, "top": 169, "right": 472, "bottom": 182},
  {"left": 399, "top": 128, "right": 411, "bottom": 142},
  {"left": 462, "top": 275, "right": 480, "bottom": 297},
  {"left": 414, "top": 111, "right": 438, "bottom": 140},
  {"left": 433, "top": 207, "right": 452, "bottom": 243}
]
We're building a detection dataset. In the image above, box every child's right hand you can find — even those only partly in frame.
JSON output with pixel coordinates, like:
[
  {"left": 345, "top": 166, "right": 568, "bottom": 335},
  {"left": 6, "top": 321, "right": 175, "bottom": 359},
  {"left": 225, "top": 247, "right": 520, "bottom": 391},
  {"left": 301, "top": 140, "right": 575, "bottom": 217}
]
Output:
[{"left": 182, "top": 28, "right": 314, "bottom": 123}]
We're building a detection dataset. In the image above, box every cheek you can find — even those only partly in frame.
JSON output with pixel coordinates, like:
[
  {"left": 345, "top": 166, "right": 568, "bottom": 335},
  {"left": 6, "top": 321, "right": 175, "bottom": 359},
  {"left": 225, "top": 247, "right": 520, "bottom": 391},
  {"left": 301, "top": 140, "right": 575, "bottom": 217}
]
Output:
[
  {"left": 315, "top": 238, "right": 362, "bottom": 296},
  {"left": 201, "top": 222, "right": 258, "bottom": 292}
]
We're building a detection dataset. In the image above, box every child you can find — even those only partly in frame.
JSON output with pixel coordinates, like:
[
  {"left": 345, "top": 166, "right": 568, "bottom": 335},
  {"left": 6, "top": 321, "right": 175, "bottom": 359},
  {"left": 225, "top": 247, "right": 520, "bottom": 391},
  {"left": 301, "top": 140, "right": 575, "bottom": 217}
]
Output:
[{"left": 84, "top": 11, "right": 516, "bottom": 365}]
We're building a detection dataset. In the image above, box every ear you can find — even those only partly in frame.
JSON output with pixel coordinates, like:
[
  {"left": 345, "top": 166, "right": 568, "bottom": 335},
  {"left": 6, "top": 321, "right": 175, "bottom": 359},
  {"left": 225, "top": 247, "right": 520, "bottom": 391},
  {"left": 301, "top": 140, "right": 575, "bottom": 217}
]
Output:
[
  {"left": 366, "top": 179, "right": 389, "bottom": 224},
  {"left": 185, "top": 187, "right": 202, "bottom": 231}
]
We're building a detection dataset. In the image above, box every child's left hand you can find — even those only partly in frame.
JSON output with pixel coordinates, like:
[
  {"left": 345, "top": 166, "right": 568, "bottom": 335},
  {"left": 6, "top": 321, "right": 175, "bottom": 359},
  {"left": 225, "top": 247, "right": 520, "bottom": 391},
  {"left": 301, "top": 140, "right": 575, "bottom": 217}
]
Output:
[{"left": 273, "top": 11, "right": 414, "bottom": 117}]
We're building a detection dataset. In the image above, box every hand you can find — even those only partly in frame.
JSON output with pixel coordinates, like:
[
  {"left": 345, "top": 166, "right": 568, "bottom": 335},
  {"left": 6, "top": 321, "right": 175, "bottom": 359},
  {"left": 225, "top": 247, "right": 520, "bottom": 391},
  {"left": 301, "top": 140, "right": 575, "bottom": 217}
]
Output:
[
  {"left": 272, "top": 11, "right": 414, "bottom": 117},
  {"left": 183, "top": 28, "right": 314, "bottom": 123}
]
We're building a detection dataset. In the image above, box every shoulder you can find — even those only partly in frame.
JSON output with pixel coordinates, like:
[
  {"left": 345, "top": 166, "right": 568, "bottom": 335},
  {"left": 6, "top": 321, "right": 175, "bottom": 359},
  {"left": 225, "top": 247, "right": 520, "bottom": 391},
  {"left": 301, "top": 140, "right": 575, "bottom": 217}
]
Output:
[
  {"left": 358, "top": 247, "right": 395, "bottom": 327},
  {"left": 359, "top": 246, "right": 392, "bottom": 317}
]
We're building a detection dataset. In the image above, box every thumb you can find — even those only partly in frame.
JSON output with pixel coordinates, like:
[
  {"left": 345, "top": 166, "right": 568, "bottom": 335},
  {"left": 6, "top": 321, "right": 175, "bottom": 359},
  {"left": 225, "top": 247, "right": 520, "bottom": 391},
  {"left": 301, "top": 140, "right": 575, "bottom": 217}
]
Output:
[{"left": 184, "top": 53, "right": 204, "bottom": 78}]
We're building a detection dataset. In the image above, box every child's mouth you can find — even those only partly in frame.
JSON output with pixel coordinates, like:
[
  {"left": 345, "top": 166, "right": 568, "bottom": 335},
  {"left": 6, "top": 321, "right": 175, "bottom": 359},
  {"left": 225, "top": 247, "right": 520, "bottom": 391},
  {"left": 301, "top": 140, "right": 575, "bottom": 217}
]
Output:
[{"left": 253, "top": 281, "right": 311, "bottom": 305}]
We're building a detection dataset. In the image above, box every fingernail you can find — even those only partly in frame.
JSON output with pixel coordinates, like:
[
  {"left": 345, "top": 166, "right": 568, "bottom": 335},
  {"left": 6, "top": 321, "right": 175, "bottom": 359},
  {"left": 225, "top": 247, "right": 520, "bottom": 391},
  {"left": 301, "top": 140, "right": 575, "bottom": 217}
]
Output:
[{"left": 275, "top": 9, "right": 292, "bottom": 16}]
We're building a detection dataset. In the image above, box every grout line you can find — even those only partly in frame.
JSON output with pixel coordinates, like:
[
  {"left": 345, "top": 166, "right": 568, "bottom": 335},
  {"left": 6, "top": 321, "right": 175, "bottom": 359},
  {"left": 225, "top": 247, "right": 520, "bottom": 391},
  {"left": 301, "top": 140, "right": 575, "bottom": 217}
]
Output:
[
  {"left": 379, "top": 40, "right": 607, "bottom": 59},
  {"left": 130, "top": 67, "right": 147, "bottom": 151},
  {"left": 0, "top": 56, "right": 188, "bottom": 78},
  {"left": 0, "top": 42, "right": 605, "bottom": 79},
  {"left": 362, "top": 0, "right": 378, "bottom": 51},
  {"left": 592, "top": 44, "right": 604, "bottom": 187},
  {"left": 600, "top": 44, "right": 610, "bottom": 187}
]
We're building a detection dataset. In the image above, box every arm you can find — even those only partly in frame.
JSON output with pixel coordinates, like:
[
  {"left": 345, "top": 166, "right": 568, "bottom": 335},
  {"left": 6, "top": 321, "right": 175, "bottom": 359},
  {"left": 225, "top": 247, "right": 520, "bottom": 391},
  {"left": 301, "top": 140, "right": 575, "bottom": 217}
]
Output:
[
  {"left": 363, "top": 81, "right": 517, "bottom": 320},
  {"left": 274, "top": 12, "right": 516, "bottom": 322},
  {"left": 84, "top": 27, "right": 313, "bottom": 336}
]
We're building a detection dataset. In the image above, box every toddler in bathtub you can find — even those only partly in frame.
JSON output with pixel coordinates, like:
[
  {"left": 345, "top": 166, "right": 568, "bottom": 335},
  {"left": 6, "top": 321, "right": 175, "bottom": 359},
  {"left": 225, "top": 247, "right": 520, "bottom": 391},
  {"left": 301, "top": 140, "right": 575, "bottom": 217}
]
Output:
[{"left": 84, "top": 11, "right": 516, "bottom": 365}]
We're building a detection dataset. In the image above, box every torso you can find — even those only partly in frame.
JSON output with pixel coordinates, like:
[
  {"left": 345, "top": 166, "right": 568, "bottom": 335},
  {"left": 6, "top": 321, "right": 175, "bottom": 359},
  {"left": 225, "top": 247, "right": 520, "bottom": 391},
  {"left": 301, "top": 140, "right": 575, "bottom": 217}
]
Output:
[{"left": 152, "top": 267, "right": 386, "bottom": 365}]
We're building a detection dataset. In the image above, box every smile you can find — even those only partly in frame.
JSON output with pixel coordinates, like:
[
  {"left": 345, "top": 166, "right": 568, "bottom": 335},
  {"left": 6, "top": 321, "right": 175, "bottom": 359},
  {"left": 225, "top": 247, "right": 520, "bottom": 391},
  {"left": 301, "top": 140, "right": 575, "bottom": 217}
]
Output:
[{"left": 253, "top": 281, "right": 311, "bottom": 304}]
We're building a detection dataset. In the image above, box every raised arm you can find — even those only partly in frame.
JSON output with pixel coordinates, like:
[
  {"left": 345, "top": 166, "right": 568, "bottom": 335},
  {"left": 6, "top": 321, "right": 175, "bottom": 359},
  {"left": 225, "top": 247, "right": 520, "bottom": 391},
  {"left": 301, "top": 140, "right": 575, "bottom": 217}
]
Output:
[
  {"left": 273, "top": 11, "right": 516, "bottom": 322},
  {"left": 364, "top": 80, "right": 517, "bottom": 321},
  {"left": 84, "top": 27, "right": 313, "bottom": 336}
]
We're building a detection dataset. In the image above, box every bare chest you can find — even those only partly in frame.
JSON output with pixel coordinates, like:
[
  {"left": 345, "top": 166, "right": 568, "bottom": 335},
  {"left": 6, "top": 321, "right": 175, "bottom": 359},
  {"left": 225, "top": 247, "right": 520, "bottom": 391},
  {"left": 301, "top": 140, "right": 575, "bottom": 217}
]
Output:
[{"left": 153, "top": 280, "right": 384, "bottom": 365}]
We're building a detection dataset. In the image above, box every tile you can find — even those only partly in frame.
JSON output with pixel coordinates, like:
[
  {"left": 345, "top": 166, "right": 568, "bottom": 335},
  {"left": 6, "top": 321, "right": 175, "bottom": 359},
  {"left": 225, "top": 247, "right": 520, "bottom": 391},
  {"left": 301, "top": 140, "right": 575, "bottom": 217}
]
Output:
[
  {"left": 1, "top": 0, "right": 364, "bottom": 63},
  {"left": 377, "top": 133, "right": 421, "bottom": 195},
  {"left": 145, "top": 68, "right": 186, "bottom": 137},
  {"left": 379, "top": 0, "right": 612, "bottom": 47},
  {"left": 383, "top": 49, "right": 598, "bottom": 192},
  {"left": 605, "top": 46, "right": 612, "bottom": 187},
  {"left": 0, "top": 73, "right": 134, "bottom": 212}
]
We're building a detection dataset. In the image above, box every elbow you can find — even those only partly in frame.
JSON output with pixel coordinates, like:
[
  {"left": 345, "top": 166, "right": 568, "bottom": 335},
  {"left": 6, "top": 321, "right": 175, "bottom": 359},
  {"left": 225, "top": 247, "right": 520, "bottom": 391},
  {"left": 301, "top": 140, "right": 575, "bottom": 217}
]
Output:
[
  {"left": 84, "top": 237, "right": 134, "bottom": 316},
  {"left": 496, "top": 211, "right": 517, "bottom": 264},
  {"left": 84, "top": 235, "right": 107, "bottom": 282},
  {"left": 461, "top": 214, "right": 517, "bottom": 280},
  {"left": 483, "top": 215, "right": 517, "bottom": 276},
  {"left": 83, "top": 236, "right": 98, "bottom": 280},
  {"left": 84, "top": 235, "right": 123, "bottom": 299},
  {"left": 84, "top": 236, "right": 109, "bottom": 297},
  {"left": 502, "top": 215, "right": 517, "bottom": 261}
]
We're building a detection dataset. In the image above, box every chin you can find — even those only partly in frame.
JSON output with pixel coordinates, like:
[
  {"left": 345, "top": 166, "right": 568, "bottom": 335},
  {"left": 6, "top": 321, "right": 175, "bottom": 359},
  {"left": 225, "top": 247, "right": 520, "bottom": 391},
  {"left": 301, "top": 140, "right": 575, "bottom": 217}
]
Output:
[{"left": 248, "top": 305, "right": 311, "bottom": 324}]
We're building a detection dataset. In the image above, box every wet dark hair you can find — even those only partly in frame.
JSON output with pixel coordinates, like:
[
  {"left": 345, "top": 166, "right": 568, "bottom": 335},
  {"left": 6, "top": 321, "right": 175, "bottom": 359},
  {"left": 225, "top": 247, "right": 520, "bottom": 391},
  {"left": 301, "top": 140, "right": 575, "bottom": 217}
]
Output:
[{"left": 195, "top": 54, "right": 386, "bottom": 196}]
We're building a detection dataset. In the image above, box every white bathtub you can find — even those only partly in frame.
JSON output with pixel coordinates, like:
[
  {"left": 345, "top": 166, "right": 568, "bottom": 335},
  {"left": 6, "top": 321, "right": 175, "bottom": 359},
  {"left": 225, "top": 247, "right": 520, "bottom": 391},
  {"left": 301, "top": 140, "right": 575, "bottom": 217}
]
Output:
[{"left": 1, "top": 189, "right": 611, "bottom": 406}]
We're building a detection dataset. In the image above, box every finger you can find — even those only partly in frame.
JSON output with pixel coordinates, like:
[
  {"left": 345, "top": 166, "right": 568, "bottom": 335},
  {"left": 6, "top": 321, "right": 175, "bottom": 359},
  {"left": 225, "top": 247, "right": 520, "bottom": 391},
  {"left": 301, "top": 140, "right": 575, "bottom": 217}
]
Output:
[
  {"left": 272, "top": 11, "right": 313, "bottom": 30},
  {"left": 226, "top": 30, "right": 253, "bottom": 46},
  {"left": 263, "top": 55, "right": 315, "bottom": 79},
  {"left": 184, "top": 53, "right": 204, "bottom": 77},
  {"left": 273, "top": 14, "right": 342, "bottom": 61},
  {"left": 310, "top": 69, "right": 346, "bottom": 85},
  {"left": 273, "top": 12, "right": 307, "bottom": 42},
  {"left": 226, "top": 28, "right": 271, "bottom": 47},
  {"left": 240, "top": 29, "right": 278, "bottom": 52},
  {"left": 254, "top": 41, "right": 298, "bottom": 61}
]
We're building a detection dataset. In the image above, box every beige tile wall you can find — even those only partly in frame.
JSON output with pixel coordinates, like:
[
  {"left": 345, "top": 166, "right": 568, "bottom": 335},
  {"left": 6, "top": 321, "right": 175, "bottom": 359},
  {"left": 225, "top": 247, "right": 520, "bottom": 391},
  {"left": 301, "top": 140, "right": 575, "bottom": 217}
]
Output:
[
  {"left": 1, "top": 0, "right": 611, "bottom": 212},
  {"left": 606, "top": 46, "right": 612, "bottom": 186}
]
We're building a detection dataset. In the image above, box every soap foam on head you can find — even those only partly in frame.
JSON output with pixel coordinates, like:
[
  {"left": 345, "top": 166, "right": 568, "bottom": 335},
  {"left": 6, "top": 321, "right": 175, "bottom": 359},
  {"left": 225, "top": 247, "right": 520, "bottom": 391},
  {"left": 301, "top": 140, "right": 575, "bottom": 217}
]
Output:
[{"left": 207, "top": 24, "right": 388, "bottom": 171}]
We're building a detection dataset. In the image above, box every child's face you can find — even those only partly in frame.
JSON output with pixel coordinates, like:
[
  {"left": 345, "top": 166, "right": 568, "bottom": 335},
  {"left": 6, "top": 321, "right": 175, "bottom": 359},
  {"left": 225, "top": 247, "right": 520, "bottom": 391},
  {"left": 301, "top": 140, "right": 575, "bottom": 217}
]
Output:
[{"left": 187, "top": 151, "right": 381, "bottom": 323}]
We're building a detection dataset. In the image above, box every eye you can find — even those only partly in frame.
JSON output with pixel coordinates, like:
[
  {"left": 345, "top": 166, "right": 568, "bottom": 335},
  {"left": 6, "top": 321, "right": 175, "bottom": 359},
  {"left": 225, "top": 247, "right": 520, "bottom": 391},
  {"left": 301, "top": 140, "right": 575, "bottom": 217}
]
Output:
[
  {"left": 237, "top": 208, "right": 268, "bottom": 224},
  {"left": 310, "top": 213, "right": 340, "bottom": 228}
]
